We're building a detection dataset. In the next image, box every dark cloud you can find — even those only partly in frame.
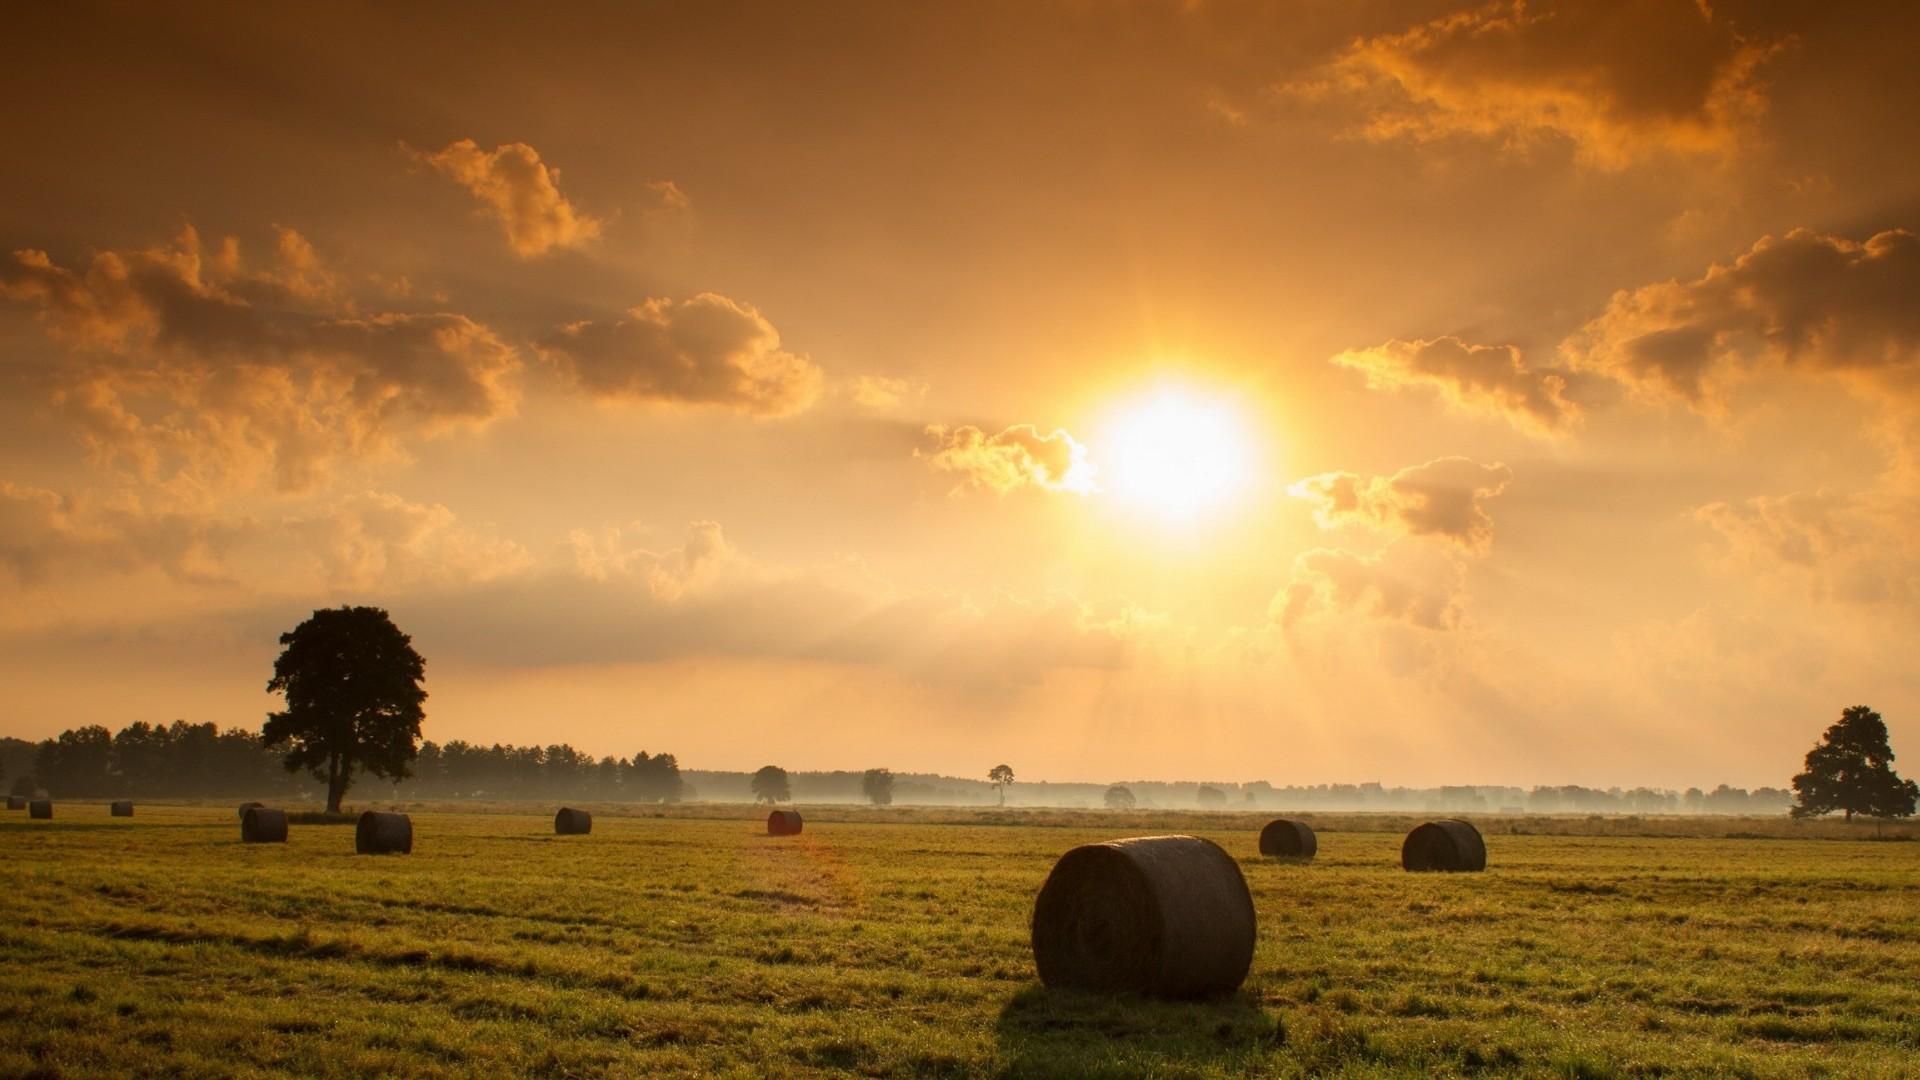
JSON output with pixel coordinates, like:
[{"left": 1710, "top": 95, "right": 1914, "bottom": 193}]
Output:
[
  {"left": 0, "top": 226, "right": 519, "bottom": 495},
  {"left": 1567, "top": 227, "right": 1920, "bottom": 404},
  {"left": 1294, "top": 0, "right": 1784, "bottom": 168},
  {"left": 538, "top": 293, "right": 823, "bottom": 416}
]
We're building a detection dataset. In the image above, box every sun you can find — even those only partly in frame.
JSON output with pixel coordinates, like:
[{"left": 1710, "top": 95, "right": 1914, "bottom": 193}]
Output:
[{"left": 1094, "top": 386, "right": 1257, "bottom": 522}]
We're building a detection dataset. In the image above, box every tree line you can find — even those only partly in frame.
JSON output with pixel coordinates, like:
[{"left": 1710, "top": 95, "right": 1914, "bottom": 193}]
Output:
[{"left": 1, "top": 723, "right": 687, "bottom": 804}]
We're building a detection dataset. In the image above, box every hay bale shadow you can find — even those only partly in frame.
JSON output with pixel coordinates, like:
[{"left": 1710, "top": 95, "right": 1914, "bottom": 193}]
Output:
[{"left": 994, "top": 985, "right": 1274, "bottom": 1078}]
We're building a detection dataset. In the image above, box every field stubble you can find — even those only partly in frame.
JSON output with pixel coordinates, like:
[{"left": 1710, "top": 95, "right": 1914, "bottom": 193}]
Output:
[{"left": 2, "top": 804, "right": 1917, "bottom": 1078}]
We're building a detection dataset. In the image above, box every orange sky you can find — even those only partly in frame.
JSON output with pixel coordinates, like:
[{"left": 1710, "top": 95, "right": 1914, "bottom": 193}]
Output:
[{"left": 4, "top": 1, "right": 1919, "bottom": 788}]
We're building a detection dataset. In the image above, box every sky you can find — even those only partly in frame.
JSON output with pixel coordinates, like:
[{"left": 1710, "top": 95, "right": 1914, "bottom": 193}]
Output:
[{"left": 4, "top": 0, "right": 1919, "bottom": 789}]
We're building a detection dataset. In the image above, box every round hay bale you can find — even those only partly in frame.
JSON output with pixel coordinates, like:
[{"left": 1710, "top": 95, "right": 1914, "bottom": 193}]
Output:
[
  {"left": 6, "top": 795, "right": 24, "bottom": 810},
  {"left": 766, "top": 810, "right": 803, "bottom": 836},
  {"left": 1257, "top": 819, "right": 1316, "bottom": 859},
  {"left": 241, "top": 806, "right": 288, "bottom": 843},
  {"left": 356, "top": 811, "right": 413, "bottom": 855},
  {"left": 237, "top": 801, "right": 264, "bottom": 820},
  {"left": 554, "top": 807, "right": 592, "bottom": 835},
  {"left": 28, "top": 799, "right": 52, "bottom": 820},
  {"left": 1401, "top": 819, "right": 1486, "bottom": 872},
  {"left": 110, "top": 801, "right": 134, "bottom": 817},
  {"left": 1030, "top": 834, "right": 1256, "bottom": 998}
]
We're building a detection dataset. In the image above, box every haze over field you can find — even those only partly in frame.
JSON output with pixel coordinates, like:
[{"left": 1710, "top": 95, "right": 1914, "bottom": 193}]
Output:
[{"left": 3, "top": 1, "right": 1919, "bottom": 789}]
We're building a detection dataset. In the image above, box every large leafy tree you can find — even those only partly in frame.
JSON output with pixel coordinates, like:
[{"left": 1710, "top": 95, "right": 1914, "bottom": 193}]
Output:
[
  {"left": 264, "top": 606, "right": 426, "bottom": 813},
  {"left": 1791, "top": 705, "right": 1918, "bottom": 821},
  {"left": 750, "top": 764, "right": 791, "bottom": 804}
]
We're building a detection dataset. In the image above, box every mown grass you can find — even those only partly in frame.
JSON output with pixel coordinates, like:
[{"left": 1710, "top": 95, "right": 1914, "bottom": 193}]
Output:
[{"left": 2, "top": 804, "right": 1917, "bottom": 1078}]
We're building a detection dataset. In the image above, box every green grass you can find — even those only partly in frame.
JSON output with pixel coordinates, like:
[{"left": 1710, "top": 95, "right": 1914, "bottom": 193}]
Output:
[{"left": 2, "top": 805, "right": 1918, "bottom": 1078}]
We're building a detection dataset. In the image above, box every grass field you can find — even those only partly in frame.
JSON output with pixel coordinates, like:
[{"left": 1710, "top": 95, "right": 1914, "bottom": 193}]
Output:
[{"left": 3, "top": 804, "right": 1918, "bottom": 1078}]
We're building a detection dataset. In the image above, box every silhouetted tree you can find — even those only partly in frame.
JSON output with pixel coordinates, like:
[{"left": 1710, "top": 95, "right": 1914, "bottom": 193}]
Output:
[
  {"left": 1792, "top": 706, "right": 1918, "bottom": 821},
  {"left": 989, "top": 763, "right": 1014, "bottom": 805},
  {"left": 35, "top": 725, "right": 113, "bottom": 796},
  {"left": 629, "top": 751, "right": 684, "bottom": 803},
  {"left": 862, "top": 768, "right": 894, "bottom": 806},
  {"left": 264, "top": 606, "right": 427, "bottom": 813},
  {"left": 1195, "top": 784, "right": 1226, "bottom": 809},
  {"left": 751, "top": 765, "right": 791, "bottom": 804},
  {"left": 1104, "top": 784, "right": 1135, "bottom": 810}
]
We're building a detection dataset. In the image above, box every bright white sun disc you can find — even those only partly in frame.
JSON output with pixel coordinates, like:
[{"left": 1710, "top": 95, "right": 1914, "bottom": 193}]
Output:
[{"left": 1097, "top": 389, "right": 1256, "bottom": 520}]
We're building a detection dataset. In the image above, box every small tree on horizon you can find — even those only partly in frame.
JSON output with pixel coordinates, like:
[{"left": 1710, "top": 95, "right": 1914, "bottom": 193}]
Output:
[
  {"left": 751, "top": 765, "right": 791, "bottom": 804},
  {"left": 1196, "top": 784, "right": 1227, "bottom": 809},
  {"left": 1792, "top": 705, "right": 1918, "bottom": 821},
  {"left": 988, "top": 763, "right": 1014, "bottom": 805},
  {"left": 1104, "top": 784, "right": 1135, "bottom": 810},
  {"left": 263, "top": 606, "right": 426, "bottom": 813},
  {"left": 862, "top": 767, "right": 894, "bottom": 806}
]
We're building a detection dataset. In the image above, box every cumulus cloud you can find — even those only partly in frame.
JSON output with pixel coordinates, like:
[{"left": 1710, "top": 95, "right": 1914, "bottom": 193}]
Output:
[
  {"left": 416, "top": 139, "right": 603, "bottom": 256},
  {"left": 0, "top": 226, "right": 520, "bottom": 496},
  {"left": 1332, "top": 336, "right": 1578, "bottom": 434},
  {"left": 918, "top": 424, "right": 1097, "bottom": 495},
  {"left": 0, "top": 482, "right": 232, "bottom": 586},
  {"left": 1696, "top": 491, "right": 1920, "bottom": 611},
  {"left": 1274, "top": 545, "right": 1465, "bottom": 631},
  {"left": 1565, "top": 228, "right": 1920, "bottom": 405},
  {"left": 538, "top": 293, "right": 823, "bottom": 416},
  {"left": 1290, "top": 457, "right": 1512, "bottom": 551},
  {"left": 287, "top": 491, "right": 532, "bottom": 592},
  {"left": 1296, "top": 0, "right": 1783, "bottom": 168}
]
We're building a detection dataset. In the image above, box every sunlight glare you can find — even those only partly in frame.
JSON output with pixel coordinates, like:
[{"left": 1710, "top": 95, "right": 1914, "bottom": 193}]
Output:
[{"left": 1096, "top": 387, "right": 1257, "bottom": 522}]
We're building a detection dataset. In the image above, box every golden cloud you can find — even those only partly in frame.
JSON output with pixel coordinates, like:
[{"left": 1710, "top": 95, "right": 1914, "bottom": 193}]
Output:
[
  {"left": 918, "top": 423, "right": 1097, "bottom": 495},
  {"left": 416, "top": 139, "right": 603, "bottom": 257},
  {"left": 1565, "top": 227, "right": 1920, "bottom": 406},
  {"left": 0, "top": 226, "right": 520, "bottom": 497},
  {"left": 539, "top": 294, "right": 823, "bottom": 417},
  {"left": 1332, "top": 336, "right": 1578, "bottom": 434},
  {"left": 1696, "top": 491, "right": 1920, "bottom": 611},
  {"left": 1290, "top": 456, "right": 1512, "bottom": 552},
  {"left": 1299, "top": 0, "right": 1783, "bottom": 169},
  {"left": 0, "top": 481, "right": 233, "bottom": 586},
  {"left": 1274, "top": 545, "right": 1464, "bottom": 632}
]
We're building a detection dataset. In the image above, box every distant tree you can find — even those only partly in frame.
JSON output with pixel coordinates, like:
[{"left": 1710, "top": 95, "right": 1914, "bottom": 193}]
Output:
[
  {"left": 263, "top": 606, "right": 427, "bottom": 813},
  {"left": 751, "top": 765, "right": 791, "bottom": 804},
  {"left": 630, "top": 752, "right": 684, "bottom": 803},
  {"left": 862, "top": 767, "right": 895, "bottom": 806},
  {"left": 8, "top": 774, "right": 35, "bottom": 797},
  {"left": 988, "top": 764, "right": 1014, "bottom": 805},
  {"left": 1792, "top": 706, "right": 1919, "bottom": 821},
  {"left": 36, "top": 725, "right": 113, "bottom": 796},
  {"left": 1104, "top": 785, "right": 1136, "bottom": 810},
  {"left": 1196, "top": 784, "right": 1227, "bottom": 809}
]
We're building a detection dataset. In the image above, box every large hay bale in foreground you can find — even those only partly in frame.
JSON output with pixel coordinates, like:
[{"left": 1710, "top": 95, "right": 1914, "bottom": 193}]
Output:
[
  {"left": 110, "top": 801, "right": 134, "bottom": 817},
  {"left": 28, "top": 800, "right": 52, "bottom": 820},
  {"left": 6, "top": 795, "right": 24, "bottom": 810},
  {"left": 356, "top": 811, "right": 413, "bottom": 854},
  {"left": 1257, "top": 818, "right": 1316, "bottom": 859},
  {"left": 766, "top": 810, "right": 803, "bottom": 836},
  {"left": 554, "top": 807, "right": 592, "bottom": 835},
  {"left": 1401, "top": 819, "right": 1486, "bottom": 872},
  {"left": 241, "top": 806, "right": 288, "bottom": 843},
  {"left": 238, "top": 801, "right": 264, "bottom": 821},
  {"left": 1030, "top": 834, "right": 1255, "bottom": 998}
]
